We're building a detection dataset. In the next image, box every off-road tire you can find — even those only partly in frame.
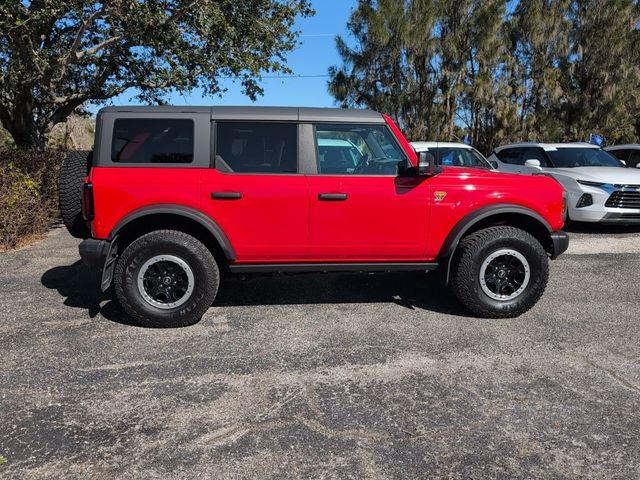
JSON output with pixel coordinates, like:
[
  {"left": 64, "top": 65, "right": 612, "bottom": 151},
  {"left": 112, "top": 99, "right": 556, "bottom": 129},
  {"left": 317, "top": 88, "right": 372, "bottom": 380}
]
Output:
[
  {"left": 114, "top": 230, "right": 220, "bottom": 328},
  {"left": 59, "top": 150, "right": 91, "bottom": 239},
  {"left": 450, "top": 226, "right": 549, "bottom": 318}
]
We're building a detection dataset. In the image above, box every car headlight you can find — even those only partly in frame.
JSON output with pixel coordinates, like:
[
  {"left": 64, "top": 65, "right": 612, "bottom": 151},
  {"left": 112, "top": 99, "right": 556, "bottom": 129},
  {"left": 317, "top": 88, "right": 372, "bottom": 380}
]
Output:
[{"left": 576, "top": 180, "right": 605, "bottom": 187}]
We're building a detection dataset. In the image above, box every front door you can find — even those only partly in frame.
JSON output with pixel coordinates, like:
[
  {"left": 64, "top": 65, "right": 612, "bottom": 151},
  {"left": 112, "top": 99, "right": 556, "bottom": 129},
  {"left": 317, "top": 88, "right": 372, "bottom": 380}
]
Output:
[
  {"left": 306, "top": 123, "right": 430, "bottom": 261},
  {"left": 201, "top": 121, "right": 308, "bottom": 262}
]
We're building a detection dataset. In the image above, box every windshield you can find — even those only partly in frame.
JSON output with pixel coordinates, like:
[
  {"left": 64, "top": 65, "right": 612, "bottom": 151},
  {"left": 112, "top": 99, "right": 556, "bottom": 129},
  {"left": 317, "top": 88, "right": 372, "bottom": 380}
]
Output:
[
  {"left": 432, "top": 147, "right": 492, "bottom": 169},
  {"left": 546, "top": 148, "right": 624, "bottom": 168}
]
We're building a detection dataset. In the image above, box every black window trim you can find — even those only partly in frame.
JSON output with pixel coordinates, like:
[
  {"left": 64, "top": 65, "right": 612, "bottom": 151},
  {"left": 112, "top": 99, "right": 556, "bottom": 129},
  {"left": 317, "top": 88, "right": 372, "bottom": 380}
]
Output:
[{"left": 96, "top": 112, "right": 211, "bottom": 168}]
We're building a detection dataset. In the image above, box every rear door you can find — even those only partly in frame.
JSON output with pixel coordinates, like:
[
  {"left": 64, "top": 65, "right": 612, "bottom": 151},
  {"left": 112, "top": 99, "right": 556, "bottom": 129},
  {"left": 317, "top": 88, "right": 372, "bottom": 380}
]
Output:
[
  {"left": 305, "top": 123, "right": 430, "bottom": 261},
  {"left": 200, "top": 121, "right": 308, "bottom": 262}
]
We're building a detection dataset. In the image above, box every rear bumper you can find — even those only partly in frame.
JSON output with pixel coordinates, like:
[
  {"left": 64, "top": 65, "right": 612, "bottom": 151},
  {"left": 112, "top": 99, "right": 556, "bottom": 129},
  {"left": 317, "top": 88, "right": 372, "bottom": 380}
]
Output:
[
  {"left": 78, "top": 238, "right": 109, "bottom": 269},
  {"left": 550, "top": 230, "right": 570, "bottom": 259}
]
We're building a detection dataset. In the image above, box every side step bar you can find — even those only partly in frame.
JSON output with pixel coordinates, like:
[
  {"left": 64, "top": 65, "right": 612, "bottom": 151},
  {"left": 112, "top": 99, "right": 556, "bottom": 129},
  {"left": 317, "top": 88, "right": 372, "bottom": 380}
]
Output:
[{"left": 229, "top": 262, "right": 439, "bottom": 274}]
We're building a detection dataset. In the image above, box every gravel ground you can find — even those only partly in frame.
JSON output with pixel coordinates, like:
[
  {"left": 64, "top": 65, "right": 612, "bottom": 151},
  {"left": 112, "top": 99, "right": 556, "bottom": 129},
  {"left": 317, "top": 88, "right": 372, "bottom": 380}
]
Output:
[{"left": 0, "top": 226, "right": 639, "bottom": 479}]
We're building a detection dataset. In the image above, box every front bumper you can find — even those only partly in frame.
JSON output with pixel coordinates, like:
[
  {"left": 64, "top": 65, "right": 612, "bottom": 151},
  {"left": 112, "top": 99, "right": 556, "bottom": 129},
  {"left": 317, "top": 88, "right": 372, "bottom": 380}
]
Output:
[
  {"left": 550, "top": 230, "right": 570, "bottom": 259},
  {"left": 568, "top": 186, "right": 640, "bottom": 223}
]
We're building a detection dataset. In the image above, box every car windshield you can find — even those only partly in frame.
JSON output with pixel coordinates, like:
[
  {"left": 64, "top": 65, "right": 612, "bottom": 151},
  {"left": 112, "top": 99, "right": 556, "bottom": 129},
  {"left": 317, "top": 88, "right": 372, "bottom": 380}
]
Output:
[
  {"left": 546, "top": 148, "right": 624, "bottom": 168},
  {"left": 432, "top": 147, "right": 492, "bottom": 169}
]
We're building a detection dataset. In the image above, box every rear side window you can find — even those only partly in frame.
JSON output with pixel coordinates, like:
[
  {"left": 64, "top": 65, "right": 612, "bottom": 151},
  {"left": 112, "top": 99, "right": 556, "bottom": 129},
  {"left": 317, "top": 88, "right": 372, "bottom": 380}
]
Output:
[
  {"left": 215, "top": 122, "right": 297, "bottom": 174},
  {"left": 111, "top": 119, "right": 194, "bottom": 163}
]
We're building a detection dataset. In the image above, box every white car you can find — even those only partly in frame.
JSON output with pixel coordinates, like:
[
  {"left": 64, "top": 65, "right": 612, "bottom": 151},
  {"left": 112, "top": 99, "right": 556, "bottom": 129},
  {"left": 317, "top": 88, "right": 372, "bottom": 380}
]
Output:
[
  {"left": 487, "top": 142, "right": 640, "bottom": 223},
  {"left": 604, "top": 144, "right": 640, "bottom": 168},
  {"left": 317, "top": 138, "right": 363, "bottom": 174},
  {"left": 411, "top": 141, "right": 494, "bottom": 169}
]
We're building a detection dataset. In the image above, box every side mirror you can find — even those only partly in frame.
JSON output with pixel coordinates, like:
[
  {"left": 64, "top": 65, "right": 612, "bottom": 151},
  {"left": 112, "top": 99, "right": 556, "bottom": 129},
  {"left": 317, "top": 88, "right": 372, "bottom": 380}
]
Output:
[
  {"left": 417, "top": 151, "right": 440, "bottom": 176},
  {"left": 489, "top": 160, "right": 498, "bottom": 169},
  {"left": 620, "top": 160, "right": 627, "bottom": 166},
  {"left": 524, "top": 159, "right": 542, "bottom": 169}
]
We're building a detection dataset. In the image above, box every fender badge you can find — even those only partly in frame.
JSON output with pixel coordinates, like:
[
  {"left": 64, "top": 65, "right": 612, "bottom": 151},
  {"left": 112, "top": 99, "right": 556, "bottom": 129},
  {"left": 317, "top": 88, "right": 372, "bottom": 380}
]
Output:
[{"left": 434, "top": 191, "right": 447, "bottom": 201}]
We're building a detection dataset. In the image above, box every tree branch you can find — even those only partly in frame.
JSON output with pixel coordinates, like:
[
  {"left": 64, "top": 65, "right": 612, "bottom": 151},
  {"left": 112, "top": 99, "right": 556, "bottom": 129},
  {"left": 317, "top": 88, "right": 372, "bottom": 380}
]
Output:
[{"left": 75, "top": 35, "right": 123, "bottom": 60}]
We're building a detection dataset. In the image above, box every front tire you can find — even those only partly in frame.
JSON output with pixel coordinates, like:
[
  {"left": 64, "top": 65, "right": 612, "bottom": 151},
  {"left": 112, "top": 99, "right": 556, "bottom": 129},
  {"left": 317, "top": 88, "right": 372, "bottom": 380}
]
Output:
[
  {"left": 450, "top": 226, "right": 549, "bottom": 318},
  {"left": 114, "top": 230, "right": 219, "bottom": 327}
]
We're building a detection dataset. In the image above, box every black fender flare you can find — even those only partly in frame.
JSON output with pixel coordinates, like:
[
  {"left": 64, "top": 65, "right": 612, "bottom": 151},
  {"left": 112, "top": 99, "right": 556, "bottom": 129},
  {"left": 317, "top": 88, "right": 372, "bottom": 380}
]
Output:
[
  {"left": 439, "top": 204, "right": 553, "bottom": 283},
  {"left": 109, "top": 204, "right": 236, "bottom": 261}
]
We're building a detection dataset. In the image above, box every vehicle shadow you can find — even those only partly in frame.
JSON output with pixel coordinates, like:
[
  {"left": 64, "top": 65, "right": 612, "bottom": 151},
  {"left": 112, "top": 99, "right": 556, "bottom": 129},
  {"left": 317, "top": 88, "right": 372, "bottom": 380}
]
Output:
[
  {"left": 40, "top": 261, "right": 137, "bottom": 326},
  {"left": 41, "top": 263, "right": 473, "bottom": 325},
  {"left": 215, "top": 270, "right": 471, "bottom": 316}
]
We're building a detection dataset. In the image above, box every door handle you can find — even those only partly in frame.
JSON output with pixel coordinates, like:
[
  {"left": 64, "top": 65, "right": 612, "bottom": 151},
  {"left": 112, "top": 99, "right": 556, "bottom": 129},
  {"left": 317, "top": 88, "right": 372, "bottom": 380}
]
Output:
[
  {"left": 211, "top": 191, "right": 242, "bottom": 200},
  {"left": 318, "top": 193, "right": 348, "bottom": 201}
]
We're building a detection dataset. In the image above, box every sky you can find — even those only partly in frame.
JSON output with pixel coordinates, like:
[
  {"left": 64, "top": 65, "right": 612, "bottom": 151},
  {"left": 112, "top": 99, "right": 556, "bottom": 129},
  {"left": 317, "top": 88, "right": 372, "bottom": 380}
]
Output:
[{"left": 111, "top": 0, "right": 358, "bottom": 108}]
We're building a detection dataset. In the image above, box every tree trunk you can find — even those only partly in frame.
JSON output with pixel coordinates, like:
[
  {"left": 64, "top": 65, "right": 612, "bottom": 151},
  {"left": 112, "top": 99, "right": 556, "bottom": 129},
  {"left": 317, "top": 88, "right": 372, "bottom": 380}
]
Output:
[{"left": 7, "top": 126, "right": 45, "bottom": 150}]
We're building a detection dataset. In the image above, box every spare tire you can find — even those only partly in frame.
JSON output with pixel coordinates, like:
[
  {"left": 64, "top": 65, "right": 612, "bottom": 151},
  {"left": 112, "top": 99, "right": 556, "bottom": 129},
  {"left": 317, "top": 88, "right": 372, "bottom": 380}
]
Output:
[{"left": 59, "top": 150, "right": 92, "bottom": 239}]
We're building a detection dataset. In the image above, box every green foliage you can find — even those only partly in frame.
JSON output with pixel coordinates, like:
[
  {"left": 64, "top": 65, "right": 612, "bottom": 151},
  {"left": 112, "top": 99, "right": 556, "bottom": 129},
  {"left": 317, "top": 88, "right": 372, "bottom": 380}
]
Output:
[
  {"left": 330, "top": 0, "right": 640, "bottom": 152},
  {"left": 0, "top": 149, "right": 66, "bottom": 249},
  {"left": 0, "top": 0, "right": 313, "bottom": 150}
]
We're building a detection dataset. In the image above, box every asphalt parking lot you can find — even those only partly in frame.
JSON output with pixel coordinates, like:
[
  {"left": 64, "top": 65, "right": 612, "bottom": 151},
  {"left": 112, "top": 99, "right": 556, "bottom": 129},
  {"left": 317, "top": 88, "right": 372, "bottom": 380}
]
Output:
[{"left": 1, "top": 226, "right": 639, "bottom": 479}]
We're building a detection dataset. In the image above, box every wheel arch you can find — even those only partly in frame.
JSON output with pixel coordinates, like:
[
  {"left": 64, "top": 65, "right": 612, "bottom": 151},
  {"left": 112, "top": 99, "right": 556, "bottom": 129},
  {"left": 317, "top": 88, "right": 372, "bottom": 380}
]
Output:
[
  {"left": 439, "top": 205, "right": 555, "bottom": 284},
  {"left": 110, "top": 205, "right": 236, "bottom": 268}
]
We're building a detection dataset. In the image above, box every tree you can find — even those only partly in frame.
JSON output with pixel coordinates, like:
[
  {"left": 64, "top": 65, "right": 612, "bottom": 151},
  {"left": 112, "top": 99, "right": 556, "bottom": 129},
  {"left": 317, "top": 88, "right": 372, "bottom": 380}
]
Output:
[
  {"left": 329, "top": 0, "right": 440, "bottom": 140},
  {"left": 559, "top": 0, "right": 640, "bottom": 143},
  {"left": 0, "top": 0, "right": 312, "bottom": 150},
  {"left": 329, "top": 0, "right": 640, "bottom": 152},
  {"left": 329, "top": 0, "right": 508, "bottom": 147}
]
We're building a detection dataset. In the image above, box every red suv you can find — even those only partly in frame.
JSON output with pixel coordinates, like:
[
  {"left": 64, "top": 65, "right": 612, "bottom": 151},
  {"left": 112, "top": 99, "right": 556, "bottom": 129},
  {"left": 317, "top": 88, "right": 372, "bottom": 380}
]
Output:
[{"left": 58, "top": 106, "right": 568, "bottom": 327}]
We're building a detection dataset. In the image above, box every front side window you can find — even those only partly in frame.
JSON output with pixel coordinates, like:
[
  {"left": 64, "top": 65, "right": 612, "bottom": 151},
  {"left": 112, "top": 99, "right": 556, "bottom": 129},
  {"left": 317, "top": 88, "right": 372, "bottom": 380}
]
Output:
[
  {"left": 609, "top": 149, "right": 631, "bottom": 163},
  {"left": 629, "top": 150, "right": 640, "bottom": 168},
  {"left": 433, "top": 148, "right": 492, "bottom": 169},
  {"left": 546, "top": 148, "right": 624, "bottom": 168},
  {"left": 521, "top": 148, "right": 550, "bottom": 166},
  {"left": 111, "top": 119, "right": 194, "bottom": 163},
  {"left": 497, "top": 148, "right": 524, "bottom": 165},
  {"left": 215, "top": 122, "right": 297, "bottom": 173},
  {"left": 315, "top": 124, "right": 407, "bottom": 175}
]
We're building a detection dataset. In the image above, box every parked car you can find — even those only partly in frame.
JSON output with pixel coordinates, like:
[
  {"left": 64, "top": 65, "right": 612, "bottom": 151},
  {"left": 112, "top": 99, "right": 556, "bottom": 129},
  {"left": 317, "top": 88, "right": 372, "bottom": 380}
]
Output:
[
  {"left": 317, "top": 138, "right": 363, "bottom": 174},
  {"left": 411, "top": 142, "right": 494, "bottom": 169},
  {"left": 604, "top": 145, "right": 640, "bottom": 168},
  {"left": 58, "top": 106, "right": 568, "bottom": 326},
  {"left": 487, "top": 142, "right": 640, "bottom": 223}
]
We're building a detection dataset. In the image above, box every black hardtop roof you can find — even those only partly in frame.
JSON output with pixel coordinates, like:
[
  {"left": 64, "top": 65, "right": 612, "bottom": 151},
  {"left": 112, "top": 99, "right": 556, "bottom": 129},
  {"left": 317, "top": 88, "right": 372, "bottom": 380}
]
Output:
[{"left": 97, "top": 106, "right": 385, "bottom": 123}]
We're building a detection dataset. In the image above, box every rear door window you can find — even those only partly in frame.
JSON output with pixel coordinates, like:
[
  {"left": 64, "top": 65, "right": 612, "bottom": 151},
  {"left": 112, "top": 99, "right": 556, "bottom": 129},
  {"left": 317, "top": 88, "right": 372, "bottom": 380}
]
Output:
[
  {"left": 111, "top": 119, "right": 194, "bottom": 163},
  {"left": 215, "top": 122, "right": 298, "bottom": 174}
]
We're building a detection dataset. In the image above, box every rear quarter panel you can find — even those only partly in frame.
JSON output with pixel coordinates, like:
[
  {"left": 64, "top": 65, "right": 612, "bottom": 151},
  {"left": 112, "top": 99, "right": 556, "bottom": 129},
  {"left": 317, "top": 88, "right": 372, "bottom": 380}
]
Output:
[{"left": 90, "top": 167, "right": 203, "bottom": 239}]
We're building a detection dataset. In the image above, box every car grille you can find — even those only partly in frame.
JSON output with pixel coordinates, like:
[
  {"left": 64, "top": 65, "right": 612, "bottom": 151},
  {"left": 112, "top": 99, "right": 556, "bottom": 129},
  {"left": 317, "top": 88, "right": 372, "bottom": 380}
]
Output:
[{"left": 605, "top": 190, "right": 640, "bottom": 209}]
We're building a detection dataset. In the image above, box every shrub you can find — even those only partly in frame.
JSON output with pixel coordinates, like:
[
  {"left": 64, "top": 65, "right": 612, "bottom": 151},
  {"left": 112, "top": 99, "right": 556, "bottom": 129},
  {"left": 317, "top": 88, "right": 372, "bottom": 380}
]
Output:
[{"left": 0, "top": 150, "right": 66, "bottom": 250}]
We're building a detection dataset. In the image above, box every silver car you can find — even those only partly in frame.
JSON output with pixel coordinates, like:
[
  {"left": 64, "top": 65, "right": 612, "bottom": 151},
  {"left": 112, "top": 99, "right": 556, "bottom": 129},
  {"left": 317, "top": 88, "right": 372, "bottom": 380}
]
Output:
[
  {"left": 604, "top": 144, "right": 640, "bottom": 168},
  {"left": 487, "top": 142, "right": 640, "bottom": 223},
  {"left": 411, "top": 141, "right": 494, "bottom": 169}
]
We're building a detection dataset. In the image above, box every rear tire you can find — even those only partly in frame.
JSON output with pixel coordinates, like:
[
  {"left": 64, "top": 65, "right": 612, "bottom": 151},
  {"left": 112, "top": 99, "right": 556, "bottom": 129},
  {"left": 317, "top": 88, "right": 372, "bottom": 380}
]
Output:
[
  {"left": 450, "top": 226, "right": 549, "bottom": 318},
  {"left": 114, "top": 230, "right": 220, "bottom": 328},
  {"left": 59, "top": 150, "right": 91, "bottom": 239}
]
